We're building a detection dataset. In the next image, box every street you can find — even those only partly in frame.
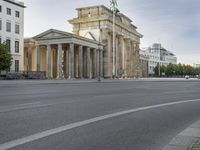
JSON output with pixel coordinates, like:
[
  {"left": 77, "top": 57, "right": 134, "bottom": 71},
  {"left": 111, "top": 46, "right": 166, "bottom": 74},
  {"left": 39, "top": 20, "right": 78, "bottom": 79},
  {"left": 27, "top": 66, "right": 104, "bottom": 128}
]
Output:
[{"left": 0, "top": 80, "right": 200, "bottom": 150}]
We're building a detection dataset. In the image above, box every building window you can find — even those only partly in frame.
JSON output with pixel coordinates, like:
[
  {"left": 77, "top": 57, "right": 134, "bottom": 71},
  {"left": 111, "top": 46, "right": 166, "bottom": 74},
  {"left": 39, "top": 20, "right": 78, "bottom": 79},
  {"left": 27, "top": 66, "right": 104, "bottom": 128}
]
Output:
[
  {"left": 6, "top": 39, "right": 11, "bottom": 51},
  {"left": 15, "top": 24, "right": 20, "bottom": 34},
  {"left": 15, "top": 11, "right": 20, "bottom": 18},
  {"left": 6, "top": 22, "right": 11, "bottom": 32},
  {"left": 7, "top": 8, "right": 11, "bottom": 15},
  {"left": 15, "top": 41, "right": 19, "bottom": 53},
  {"left": 15, "top": 60, "right": 19, "bottom": 72},
  {"left": 0, "top": 5, "right": 2, "bottom": 12}
]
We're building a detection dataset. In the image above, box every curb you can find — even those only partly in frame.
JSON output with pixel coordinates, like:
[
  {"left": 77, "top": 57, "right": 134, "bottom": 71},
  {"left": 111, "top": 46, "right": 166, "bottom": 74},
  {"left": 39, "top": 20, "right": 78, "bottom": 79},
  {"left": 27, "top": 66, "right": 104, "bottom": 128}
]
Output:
[{"left": 162, "top": 120, "right": 200, "bottom": 150}]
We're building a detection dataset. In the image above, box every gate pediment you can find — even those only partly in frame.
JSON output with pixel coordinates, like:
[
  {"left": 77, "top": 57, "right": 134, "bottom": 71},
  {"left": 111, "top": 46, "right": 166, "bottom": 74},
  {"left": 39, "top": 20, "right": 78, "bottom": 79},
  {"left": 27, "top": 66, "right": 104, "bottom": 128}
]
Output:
[{"left": 34, "top": 29, "right": 73, "bottom": 40}]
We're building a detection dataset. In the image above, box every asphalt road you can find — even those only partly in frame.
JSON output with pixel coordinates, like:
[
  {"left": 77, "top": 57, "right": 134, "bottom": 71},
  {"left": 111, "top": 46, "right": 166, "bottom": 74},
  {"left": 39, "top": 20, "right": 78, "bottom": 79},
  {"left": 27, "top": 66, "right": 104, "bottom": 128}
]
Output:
[{"left": 0, "top": 80, "right": 200, "bottom": 150}]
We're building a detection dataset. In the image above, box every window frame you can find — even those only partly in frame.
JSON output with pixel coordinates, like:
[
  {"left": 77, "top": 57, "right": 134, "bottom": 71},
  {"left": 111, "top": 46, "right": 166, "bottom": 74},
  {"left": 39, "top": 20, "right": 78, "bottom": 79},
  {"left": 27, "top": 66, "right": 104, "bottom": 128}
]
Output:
[
  {"left": 15, "top": 24, "right": 20, "bottom": 34},
  {"left": 6, "top": 21, "right": 11, "bottom": 32},
  {"left": 15, "top": 60, "right": 19, "bottom": 72},
  {"left": 15, "top": 11, "right": 20, "bottom": 18},
  {"left": 15, "top": 40, "right": 19, "bottom": 53},
  {"left": 7, "top": 8, "right": 11, "bottom": 15},
  {"left": 6, "top": 39, "right": 11, "bottom": 51}
]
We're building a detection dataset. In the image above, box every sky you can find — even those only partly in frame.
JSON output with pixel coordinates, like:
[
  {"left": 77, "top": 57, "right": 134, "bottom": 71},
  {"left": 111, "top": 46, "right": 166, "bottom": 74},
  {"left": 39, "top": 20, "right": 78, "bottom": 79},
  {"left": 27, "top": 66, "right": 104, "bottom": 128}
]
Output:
[{"left": 22, "top": 0, "right": 200, "bottom": 64}]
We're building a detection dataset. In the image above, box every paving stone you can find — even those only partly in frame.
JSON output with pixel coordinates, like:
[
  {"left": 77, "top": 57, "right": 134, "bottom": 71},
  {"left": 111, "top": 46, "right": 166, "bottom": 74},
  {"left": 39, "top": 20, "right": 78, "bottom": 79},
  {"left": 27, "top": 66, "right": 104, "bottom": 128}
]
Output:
[
  {"left": 191, "top": 121, "right": 200, "bottom": 129},
  {"left": 169, "top": 135, "right": 194, "bottom": 146},
  {"left": 162, "top": 145, "right": 187, "bottom": 150},
  {"left": 180, "top": 128, "right": 200, "bottom": 137},
  {"left": 189, "top": 137, "right": 200, "bottom": 150}
]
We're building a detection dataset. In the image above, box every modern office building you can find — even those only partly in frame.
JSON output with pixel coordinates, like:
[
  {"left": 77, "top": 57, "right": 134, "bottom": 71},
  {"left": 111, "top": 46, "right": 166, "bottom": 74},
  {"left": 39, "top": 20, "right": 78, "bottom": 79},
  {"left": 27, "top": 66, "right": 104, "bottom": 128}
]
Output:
[
  {"left": 0, "top": 0, "right": 25, "bottom": 72},
  {"left": 140, "top": 43, "right": 177, "bottom": 75}
]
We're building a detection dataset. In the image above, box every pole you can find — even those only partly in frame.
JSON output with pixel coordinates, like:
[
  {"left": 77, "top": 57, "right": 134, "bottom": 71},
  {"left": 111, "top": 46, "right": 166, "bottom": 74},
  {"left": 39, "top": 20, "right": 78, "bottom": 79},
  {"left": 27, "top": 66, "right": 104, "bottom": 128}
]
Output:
[
  {"left": 112, "top": 9, "right": 116, "bottom": 80},
  {"left": 158, "top": 49, "right": 160, "bottom": 77}
]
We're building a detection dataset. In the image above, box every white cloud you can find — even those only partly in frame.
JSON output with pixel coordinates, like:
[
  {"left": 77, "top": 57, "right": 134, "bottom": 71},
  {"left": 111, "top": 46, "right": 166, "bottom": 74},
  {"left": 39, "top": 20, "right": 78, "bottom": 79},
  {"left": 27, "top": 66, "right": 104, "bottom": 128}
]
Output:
[{"left": 24, "top": 0, "right": 200, "bottom": 64}]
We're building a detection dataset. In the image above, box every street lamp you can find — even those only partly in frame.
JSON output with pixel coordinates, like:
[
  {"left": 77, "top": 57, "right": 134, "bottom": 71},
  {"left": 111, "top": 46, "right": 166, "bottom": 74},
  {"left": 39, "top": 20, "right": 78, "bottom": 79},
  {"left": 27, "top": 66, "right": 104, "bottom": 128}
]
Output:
[{"left": 110, "top": 0, "right": 118, "bottom": 80}]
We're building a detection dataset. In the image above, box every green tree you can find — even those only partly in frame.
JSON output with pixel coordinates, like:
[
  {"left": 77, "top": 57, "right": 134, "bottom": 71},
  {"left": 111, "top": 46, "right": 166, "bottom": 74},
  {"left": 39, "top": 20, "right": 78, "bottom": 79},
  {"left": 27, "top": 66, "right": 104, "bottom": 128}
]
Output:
[
  {"left": 166, "top": 63, "right": 175, "bottom": 76},
  {"left": 154, "top": 63, "right": 166, "bottom": 76},
  {"left": 154, "top": 63, "right": 159, "bottom": 75},
  {"left": 0, "top": 43, "right": 12, "bottom": 72}
]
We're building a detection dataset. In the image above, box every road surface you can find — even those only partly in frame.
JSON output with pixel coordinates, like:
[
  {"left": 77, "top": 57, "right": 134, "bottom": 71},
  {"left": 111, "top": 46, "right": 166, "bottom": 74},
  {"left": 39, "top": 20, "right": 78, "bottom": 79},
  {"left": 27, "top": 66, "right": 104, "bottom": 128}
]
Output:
[{"left": 0, "top": 80, "right": 200, "bottom": 150}]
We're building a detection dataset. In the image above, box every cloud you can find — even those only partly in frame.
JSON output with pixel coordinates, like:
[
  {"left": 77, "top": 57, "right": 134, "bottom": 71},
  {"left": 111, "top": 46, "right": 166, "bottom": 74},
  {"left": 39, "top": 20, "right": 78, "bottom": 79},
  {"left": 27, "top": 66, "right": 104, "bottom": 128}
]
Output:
[{"left": 24, "top": 0, "right": 200, "bottom": 64}]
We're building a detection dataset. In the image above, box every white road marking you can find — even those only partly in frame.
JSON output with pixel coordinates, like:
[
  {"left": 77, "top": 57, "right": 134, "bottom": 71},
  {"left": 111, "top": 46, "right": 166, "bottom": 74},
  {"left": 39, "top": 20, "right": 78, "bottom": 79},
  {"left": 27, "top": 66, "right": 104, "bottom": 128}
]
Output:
[
  {"left": 0, "top": 102, "right": 41, "bottom": 113},
  {"left": 0, "top": 98, "right": 200, "bottom": 150}
]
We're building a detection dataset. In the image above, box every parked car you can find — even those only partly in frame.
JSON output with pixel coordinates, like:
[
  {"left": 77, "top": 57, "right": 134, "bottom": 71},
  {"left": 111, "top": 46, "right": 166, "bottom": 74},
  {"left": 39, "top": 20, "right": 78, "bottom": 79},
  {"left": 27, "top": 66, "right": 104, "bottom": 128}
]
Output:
[{"left": 185, "top": 75, "right": 189, "bottom": 79}]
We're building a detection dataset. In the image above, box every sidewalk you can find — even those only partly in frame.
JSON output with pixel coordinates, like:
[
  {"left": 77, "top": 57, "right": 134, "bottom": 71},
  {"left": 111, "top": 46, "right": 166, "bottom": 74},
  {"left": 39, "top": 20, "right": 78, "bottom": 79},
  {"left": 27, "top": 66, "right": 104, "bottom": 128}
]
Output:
[
  {"left": 0, "top": 77, "right": 199, "bottom": 85},
  {"left": 162, "top": 120, "right": 200, "bottom": 150}
]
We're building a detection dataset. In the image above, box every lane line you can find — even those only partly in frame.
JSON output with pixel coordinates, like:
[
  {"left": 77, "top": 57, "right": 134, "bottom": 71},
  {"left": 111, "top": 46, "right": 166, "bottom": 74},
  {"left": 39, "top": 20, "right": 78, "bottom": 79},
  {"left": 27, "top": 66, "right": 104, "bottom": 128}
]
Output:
[
  {"left": 0, "top": 102, "right": 41, "bottom": 113},
  {"left": 0, "top": 98, "right": 200, "bottom": 150}
]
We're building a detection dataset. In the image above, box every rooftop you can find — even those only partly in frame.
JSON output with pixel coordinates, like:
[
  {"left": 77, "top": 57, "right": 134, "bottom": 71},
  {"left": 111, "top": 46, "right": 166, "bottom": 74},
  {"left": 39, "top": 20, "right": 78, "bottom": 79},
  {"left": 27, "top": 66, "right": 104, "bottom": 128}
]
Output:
[{"left": 3, "top": 0, "right": 25, "bottom": 8}]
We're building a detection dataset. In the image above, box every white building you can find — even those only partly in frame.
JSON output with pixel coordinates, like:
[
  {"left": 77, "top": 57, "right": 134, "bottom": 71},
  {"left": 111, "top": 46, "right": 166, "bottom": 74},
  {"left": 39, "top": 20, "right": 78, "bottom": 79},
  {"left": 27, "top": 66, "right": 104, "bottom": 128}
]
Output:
[
  {"left": 193, "top": 64, "right": 200, "bottom": 68},
  {"left": 0, "top": 0, "right": 25, "bottom": 72},
  {"left": 140, "top": 43, "right": 177, "bottom": 75}
]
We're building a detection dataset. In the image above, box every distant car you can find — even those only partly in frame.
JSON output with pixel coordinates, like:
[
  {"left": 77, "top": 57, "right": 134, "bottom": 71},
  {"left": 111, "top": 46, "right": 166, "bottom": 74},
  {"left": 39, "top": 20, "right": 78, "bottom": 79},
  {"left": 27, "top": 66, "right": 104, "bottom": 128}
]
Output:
[{"left": 185, "top": 75, "right": 189, "bottom": 79}]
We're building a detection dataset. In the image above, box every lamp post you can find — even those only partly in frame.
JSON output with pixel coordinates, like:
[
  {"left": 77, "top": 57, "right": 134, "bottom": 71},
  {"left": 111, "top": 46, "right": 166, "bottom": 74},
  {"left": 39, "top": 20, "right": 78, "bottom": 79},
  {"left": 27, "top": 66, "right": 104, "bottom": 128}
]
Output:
[
  {"left": 110, "top": 0, "right": 118, "bottom": 80},
  {"left": 158, "top": 48, "right": 161, "bottom": 77}
]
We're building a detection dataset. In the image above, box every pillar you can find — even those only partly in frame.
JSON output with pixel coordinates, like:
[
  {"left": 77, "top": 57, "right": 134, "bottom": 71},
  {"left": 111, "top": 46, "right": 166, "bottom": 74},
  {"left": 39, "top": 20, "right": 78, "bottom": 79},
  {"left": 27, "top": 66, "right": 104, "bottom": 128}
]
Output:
[
  {"left": 56, "top": 44, "right": 63, "bottom": 79},
  {"left": 87, "top": 47, "right": 91, "bottom": 78},
  {"left": 97, "top": 50, "right": 100, "bottom": 78},
  {"left": 78, "top": 45, "right": 83, "bottom": 78},
  {"left": 115, "top": 36, "right": 119, "bottom": 76},
  {"left": 46, "top": 45, "right": 51, "bottom": 79},
  {"left": 93, "top": 49, "right": 97, "bottom": 78},
  {"left": 103, "top": 31, "right": 111, "bottom": 78},
  {"left": 69, "top": 43, "right": 74, "bottom": 79},
  {"left": 100, "top": 49, "right": 103, "bottom": 77},
  {"left": 35, "top": 45, "right": 40, "bottom": 71},
  {"left": 28, "top": 48, "right": 32, "bottom": 71},
  {"left": 121, "top": 38, "right": 125, "bottom": 71}
]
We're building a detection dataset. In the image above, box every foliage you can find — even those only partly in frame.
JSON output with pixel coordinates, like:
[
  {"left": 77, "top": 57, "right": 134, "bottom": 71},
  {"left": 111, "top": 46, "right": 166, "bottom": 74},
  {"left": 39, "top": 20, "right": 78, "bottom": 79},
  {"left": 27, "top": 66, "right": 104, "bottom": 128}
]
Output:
[
  {"left": 154, "top": 63, "right": 200, "bottom": 76},
  {"left": 0, "top": 43, "right": 12, "bottom": 72}
]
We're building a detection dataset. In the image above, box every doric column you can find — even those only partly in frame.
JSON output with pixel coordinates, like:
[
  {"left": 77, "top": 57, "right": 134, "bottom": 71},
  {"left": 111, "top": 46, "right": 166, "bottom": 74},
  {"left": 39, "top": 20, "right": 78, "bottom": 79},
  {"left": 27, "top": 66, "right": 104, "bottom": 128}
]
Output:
[
  {"left": 93, "top": 49, "right": 97, "bottom": 78},
  {"left": 115, "top": 36, "right": 119, "bottom": 76},
  {"left": 46, "top": 45, "right": 51, "bottom": 79},
  {"left": 102, "top": 31, "right": 112, "bottom": 78},
  {"left": 56, "top": 44, "right": 63, "bottom": 79},
  {"left": 97, "top": 49, "right": 100, "bottom": 78},
  {"left": 130, "top": 41, "right": 134, "bottom": 78},
  {"left": 87, "top": 47, "right": 91, "bottom": 78},
  {"left": 100, "top": 49, "right": 103, "bottom": 77},
  {"left": 121, "top": 37, "right": 125, "bottom": 71},
  {"left": 65, "top": 49, "right": 69, "bottom": 78},
  {"left": 35, "top": 45, "right": 40, "bottom": 71},
  {"left": 126, "top": 39, "right": 131, "bottom": 78},
  {"left": 69, "top": 43, "right": 74, "bottom": 79},
  {"left": 109, "top": 33, "right": 112, "bottom": 78},
  {"left": 78, "top": 45, "right": 83, "bottom": 78},
  {"left": 28, "top": 48, "right": 32, "bottom": 71},
  {"left": 136, "top": 43, "right": 140, "bottom": 78},
  {"left": 133, "top": 42, "right": 138, "bottom": 78}
]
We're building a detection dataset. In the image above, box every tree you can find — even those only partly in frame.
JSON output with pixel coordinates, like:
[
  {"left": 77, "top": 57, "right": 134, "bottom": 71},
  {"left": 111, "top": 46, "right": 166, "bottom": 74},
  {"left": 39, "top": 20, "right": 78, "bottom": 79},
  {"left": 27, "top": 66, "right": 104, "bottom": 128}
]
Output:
[
  {"left": 154, "top": 63, "right": 166, "bottom": 76},
  {"left": 0, "top": 43, "right": 12, "bottom": 72},
  {"left": 166, "top": 63, "right": 175, "bottom": 76}
]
